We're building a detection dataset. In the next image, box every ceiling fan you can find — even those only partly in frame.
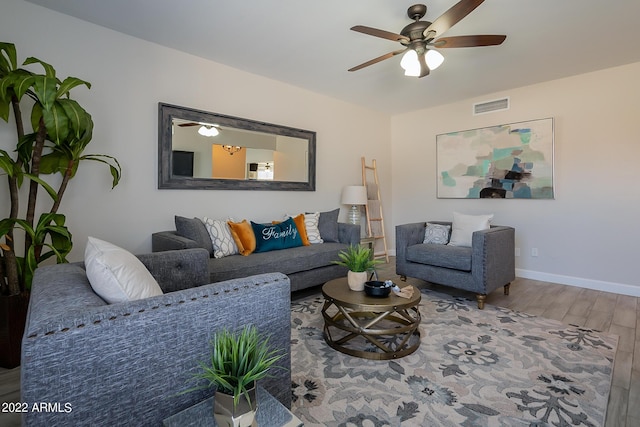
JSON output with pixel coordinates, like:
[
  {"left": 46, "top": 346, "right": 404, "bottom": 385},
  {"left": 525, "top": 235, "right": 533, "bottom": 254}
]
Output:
[
  {"left": 348, "top": 0, "right": 506, "bottom": 78},
  {"left": 177, "top": 121, "right": 219, "bottom": 137}
]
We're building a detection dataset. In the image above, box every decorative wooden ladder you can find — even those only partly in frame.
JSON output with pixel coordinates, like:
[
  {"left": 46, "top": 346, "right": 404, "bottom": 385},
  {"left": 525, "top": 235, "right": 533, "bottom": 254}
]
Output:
[{"left": 361, "top": 157, "right": 389, "bottom": 263}]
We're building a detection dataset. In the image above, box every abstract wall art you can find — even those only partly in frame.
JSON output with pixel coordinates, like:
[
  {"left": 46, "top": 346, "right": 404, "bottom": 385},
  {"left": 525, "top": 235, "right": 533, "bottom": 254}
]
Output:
[{"left": 436, "top": 118, "right": 554, "bottom": 199}]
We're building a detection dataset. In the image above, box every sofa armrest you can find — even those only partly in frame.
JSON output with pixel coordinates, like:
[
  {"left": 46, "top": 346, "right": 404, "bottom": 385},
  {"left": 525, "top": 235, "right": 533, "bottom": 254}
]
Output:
[
  {"left": 395, "top": 222, "right": 427, "bottom": 260},
  {"left": 338, "top": 222, "right": 360, "bottom": 245},
  {"left": 152, "top": 230, "right": 200, "bottom": 252},
  {"left": 471, "top": 225, "right": 516, "bottom": 288},
  {"left": 138, "top": 248, "right": 210, "bottom": 292},
  {"left": 22, "top": 271, "right": 292, "bottom": 425}
]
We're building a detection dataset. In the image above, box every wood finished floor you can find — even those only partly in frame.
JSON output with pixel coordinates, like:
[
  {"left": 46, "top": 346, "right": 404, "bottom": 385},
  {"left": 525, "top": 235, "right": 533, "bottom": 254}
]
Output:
[{"left": 1, "top": 258, "right": 638, "bottom": 426}]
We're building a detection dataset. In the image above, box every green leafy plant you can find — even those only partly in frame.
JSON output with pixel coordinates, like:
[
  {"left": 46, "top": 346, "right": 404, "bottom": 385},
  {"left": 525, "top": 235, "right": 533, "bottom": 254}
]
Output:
[
  {"left": 0, "top": 42, "right": 121, "bottom": 296},
  {"left": 332, "top": 244, "right": 381, "bottom": 272},
  {"left": 189, "top": 325, "right": 285, "bottom": 408}
]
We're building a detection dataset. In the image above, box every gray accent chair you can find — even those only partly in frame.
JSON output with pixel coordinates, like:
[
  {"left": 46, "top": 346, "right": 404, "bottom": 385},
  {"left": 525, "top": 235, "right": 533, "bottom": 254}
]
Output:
[
  {"left": 396, "top": 221, "right": 515, "bottom": 309},
  {"left": 21, "top": 248, "right": 291, "bottom": 426}
]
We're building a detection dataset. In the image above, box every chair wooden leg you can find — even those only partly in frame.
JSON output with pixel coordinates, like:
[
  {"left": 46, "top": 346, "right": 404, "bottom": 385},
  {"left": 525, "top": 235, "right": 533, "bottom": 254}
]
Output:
[
  {"left": 504, "top": 283, "right": 510, "bottom": 295},
  {"left": 400, "top": 275, "right": 407, "bottom": 282},
  {"left": 476, "top": 294, "right": 486, "bottom": 310}
]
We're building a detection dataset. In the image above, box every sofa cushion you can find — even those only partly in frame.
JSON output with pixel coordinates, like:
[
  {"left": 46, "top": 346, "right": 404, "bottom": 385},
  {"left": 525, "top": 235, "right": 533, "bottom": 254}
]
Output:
[
  {"left": 208, "top": 242, "right": 347, "bottom": 283},
  {"left": 423, "top": 223, "right": 451, "bottom": 245},
  {"left": 175, "top": 216, "right": 214, "bottom": 255},
  {"left": 84, "top": 237, "right": 163, "bottom": 304},
  {"left": 279, "top": 214, "right": 310, "bottom": 246},
  {"left": 228, "top": 220, "right": 256, "bottom": 256},
  {"left": 252, "top": 218, "right": 303, "bottom": 253},
  {"left": 302, "top": 212, "right": 323, "bottom": 244},
  {"left": 406, "top": 243, "right": 472, "bottom": 271},
  {"left": 448, "top": 212, "right": 493, "bottom": 247},
  {"left": 317, "top": 208, "right": 339, "bottom": 242},
  {"left": 203, "top": 217, "right": 238, "bottom": 258}
]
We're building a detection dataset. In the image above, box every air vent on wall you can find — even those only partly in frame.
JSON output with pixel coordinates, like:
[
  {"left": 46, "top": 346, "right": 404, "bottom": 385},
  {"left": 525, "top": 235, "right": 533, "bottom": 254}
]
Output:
[{"left": 473, "top": 97, "right": 510, "bottom": 115}]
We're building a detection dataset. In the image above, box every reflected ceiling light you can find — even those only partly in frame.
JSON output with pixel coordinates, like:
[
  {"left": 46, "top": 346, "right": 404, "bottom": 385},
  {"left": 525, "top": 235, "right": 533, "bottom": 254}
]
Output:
[
  {"left": 400, "top": 48, "right": 444, "bottom": 77},
  {"left": 222, "top": 145, "right": 242, "bottom": 155},
  {"left": 198, "top": 125, "right": 219, "bottom": 137}
]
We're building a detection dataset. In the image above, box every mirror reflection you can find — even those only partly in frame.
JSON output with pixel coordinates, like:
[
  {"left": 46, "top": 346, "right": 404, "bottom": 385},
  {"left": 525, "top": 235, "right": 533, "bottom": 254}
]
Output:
[{"left": 158, "top": 103, "right": 316, "bottom": 191}]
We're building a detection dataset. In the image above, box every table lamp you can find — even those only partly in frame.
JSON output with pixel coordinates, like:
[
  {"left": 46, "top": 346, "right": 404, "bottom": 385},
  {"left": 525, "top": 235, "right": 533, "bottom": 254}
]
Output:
[{"left": 341, "top": 185, "right": 368, "bottom": 225}]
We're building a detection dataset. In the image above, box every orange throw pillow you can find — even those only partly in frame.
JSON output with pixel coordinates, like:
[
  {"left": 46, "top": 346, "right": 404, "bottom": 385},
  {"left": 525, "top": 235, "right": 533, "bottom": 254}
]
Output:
[
  {"left": 227, "top": 220, "right": 256, "bottom": 256},
  {"left": 273, "top": 214, "right": 310, "bottom": 246}
]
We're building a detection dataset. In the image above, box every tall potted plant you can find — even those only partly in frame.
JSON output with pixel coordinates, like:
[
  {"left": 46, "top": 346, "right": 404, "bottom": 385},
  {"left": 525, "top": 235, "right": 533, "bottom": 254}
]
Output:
[
  {"left": 0, "top": 42, "right": 121, "bottom": 367},
  {"left": 188, "top": 325, "right": 284, "bottom": 427},
  {"left": 332, "top": 245, "right": 381, "bottom": 291}
]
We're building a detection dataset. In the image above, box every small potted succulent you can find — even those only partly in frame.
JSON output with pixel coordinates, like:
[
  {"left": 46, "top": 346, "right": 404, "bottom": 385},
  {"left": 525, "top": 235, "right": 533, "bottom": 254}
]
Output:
[
  {"left": 188, "top": 325, "right": 285, "bottom": 427},
  {"left": 332, "top": 245, "right": 381, "bottom": 291}
]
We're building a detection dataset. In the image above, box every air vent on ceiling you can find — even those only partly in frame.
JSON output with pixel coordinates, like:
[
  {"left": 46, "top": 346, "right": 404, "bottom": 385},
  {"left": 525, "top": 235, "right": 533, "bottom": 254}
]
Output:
[{"left": 473, "top": 97, "right": 510, "bottom": 115}]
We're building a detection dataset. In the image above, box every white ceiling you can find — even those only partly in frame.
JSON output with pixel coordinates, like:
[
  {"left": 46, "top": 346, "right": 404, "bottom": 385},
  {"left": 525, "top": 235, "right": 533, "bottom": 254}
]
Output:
[{"left": 24, "top": 0, "right": 640, "bottom": 114}]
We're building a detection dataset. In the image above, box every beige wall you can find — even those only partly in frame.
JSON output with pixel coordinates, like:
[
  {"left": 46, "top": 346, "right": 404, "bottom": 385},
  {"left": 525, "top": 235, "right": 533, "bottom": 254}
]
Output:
[
  {"left": 3, "top": 0, "right": 638, "bottom": 295},
  {"left": 391, "top": 62, "right": 640, "bottom": 295},
  {"left": 0, "top": 0, "right": 391, "bottom": 259}
]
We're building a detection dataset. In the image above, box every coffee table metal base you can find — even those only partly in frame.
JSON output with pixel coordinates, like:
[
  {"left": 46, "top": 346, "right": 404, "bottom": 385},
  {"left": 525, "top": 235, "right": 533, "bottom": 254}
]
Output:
[{"left": 321, "top": 279, "right": 421, "bottom": 360}]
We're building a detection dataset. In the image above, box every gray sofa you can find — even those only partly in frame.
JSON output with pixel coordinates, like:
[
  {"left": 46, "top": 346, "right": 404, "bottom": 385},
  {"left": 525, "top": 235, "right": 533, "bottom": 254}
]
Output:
[
  {"left": 396, "top": 221, "right": 515, "bottom": 309},
  {"left": 152, "top": 214, "right": 360, "bottom": 292},
  {"left": 21, "top": 248, "right": 291, "bottom": 427}
]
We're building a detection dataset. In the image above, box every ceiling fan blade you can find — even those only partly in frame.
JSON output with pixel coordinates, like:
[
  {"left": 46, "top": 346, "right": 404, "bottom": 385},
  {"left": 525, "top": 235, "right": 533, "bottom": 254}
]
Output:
[
  {"left": 424, "top": 0, "right": 485, "bottom": 38},
  {"left": 432, "top": 34, "right": 506, "bottom": 48},
  {"left": 178, "top": 123, "right": 200, "bottom": 127},
  {"left": 351, "top": 25, "right": 409, "bottom": 43},
  {"left": 418, "top": 53, "right": 430, "bottom": 78},
  {"left": 348, "top": 48, "right": 407, "bottom": 72}
]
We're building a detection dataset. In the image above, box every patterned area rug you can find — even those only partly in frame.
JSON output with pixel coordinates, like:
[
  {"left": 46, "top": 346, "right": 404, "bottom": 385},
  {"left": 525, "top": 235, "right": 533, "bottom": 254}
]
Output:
[{"left": 290, "top": 288, "right": 617, "bottom": 426}]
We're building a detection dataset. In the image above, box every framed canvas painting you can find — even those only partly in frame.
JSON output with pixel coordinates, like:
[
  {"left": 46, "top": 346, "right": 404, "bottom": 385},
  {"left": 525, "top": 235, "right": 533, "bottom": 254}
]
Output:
[{"left": 436, "top": 118, "right": 554, "bottom": 199}]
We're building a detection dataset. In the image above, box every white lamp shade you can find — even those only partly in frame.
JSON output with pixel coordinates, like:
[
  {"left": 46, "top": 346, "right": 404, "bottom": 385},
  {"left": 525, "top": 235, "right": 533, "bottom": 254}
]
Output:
[
  {"left": 425, "top": 49, "right": 444, "bottom": 70},
  {"left": 198, "top": 125, "right": 219, "bottom": 137},
  {"left": 400, "top": 49, "right": 420, "bottom": 77},
  {"left": 341, "top": 186, "right": 368, "bottom": 205}
]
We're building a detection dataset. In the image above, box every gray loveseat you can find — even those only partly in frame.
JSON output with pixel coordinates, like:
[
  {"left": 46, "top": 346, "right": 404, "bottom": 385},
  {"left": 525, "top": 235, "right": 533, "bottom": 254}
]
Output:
[
  {"left": 21, "top": 248, "right": 291, "bottom": 426},
  {"left": 152, "top": 212, "right": 360, "bottom": 292},
  {"left": 396, "top": 221, "right": 515, "bottom": 309}
]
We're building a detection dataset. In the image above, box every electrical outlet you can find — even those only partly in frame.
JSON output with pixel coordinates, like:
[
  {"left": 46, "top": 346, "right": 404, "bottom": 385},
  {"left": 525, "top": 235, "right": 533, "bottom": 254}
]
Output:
[
  {"left": 515, "top": 248, "right": 520, "bottom": 257},
  {"left": 531, "top": 248, "right": 538, "bottom": 257}
]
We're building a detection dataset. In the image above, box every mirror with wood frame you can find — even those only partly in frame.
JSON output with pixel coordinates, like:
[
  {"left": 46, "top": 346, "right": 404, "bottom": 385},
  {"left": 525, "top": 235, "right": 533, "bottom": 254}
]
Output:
[{"left": 158, "top": 103, "right": 316, "bottom": 190}]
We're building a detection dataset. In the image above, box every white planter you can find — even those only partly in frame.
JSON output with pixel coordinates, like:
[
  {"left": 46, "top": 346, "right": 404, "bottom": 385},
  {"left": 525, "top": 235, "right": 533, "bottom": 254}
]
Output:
[{"left": 347, "top": 271, "right": 367, "bottom": 291}]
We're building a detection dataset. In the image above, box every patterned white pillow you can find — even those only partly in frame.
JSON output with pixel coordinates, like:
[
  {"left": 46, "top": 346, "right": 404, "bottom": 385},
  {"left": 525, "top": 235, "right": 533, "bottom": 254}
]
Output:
[
  {"left": 423, "top": 223, "right": 451, "bottom": 245},
  {"left": 202, "top": 217, "right": 238, "bottom": 258},
  {"left": 287, "top": 212, "right": 323, "bottom": 244}
]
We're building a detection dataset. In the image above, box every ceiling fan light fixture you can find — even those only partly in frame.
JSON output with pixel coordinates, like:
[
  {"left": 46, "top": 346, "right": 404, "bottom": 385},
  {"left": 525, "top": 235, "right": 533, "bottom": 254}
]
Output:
[
  {"left": 425, "top": 49, "right": 444, "bottom": 70},
  {"left": 400, "top": 49, "right": 421, "bottom": 76},
  {"left": 198, "top": 125, "right": 219, "bottom": 137}
]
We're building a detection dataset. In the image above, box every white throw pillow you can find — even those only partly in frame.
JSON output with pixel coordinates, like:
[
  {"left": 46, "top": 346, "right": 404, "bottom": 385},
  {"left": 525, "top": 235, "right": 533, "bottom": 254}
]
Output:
[
  {"left": 203, "top": 217, "right": 238, "bottom": 258},
  {"left": 288, "top": 212, "right": 323, "bottom": 244},
  {"left": 85, "top": 237, "right": 163, "bottom": 304},
  {"left": 423, "top": 223, "right": 451, "bottom": 245},
  {"left": 448, "top": 212, "right": 494, "bottom": 247}
]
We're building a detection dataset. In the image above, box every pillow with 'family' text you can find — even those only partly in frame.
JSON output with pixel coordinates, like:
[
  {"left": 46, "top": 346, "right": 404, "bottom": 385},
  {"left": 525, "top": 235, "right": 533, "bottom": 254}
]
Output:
[{"left": 251, "top": 217, "right": 303, "bottom": 253}]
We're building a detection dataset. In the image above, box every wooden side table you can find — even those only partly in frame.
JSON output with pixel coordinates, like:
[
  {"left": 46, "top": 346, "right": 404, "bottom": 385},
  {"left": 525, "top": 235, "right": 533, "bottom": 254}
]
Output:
[{"left": 321, "top": 277, "right": 421, "bottom": 360}]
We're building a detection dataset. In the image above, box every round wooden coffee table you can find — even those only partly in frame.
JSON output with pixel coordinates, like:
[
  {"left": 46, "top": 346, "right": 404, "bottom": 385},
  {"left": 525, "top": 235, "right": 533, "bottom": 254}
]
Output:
[{"left": 321, "top": 277, "right": 421, "bottom": 360}]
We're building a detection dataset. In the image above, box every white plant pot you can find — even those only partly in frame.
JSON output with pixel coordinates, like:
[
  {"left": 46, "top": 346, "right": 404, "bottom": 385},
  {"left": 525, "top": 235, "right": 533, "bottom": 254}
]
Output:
[{"left": 347, "top": 271, "right": 367, "bottom": 291}]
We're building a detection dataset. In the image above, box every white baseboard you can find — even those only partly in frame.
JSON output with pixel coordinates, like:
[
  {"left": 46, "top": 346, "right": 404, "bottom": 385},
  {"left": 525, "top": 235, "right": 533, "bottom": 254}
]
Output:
[
  {"left": 387, "top": 250, "right": 639, "bottom": 297},
  {"left": 516, "top": 268, "right": 640, "bottom": 297}
]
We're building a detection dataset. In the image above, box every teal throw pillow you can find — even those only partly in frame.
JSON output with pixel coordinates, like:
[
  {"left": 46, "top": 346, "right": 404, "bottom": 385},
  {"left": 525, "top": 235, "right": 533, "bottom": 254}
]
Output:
[{"left": 251, "top": 217, "right": 303, "bottom": 253}]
